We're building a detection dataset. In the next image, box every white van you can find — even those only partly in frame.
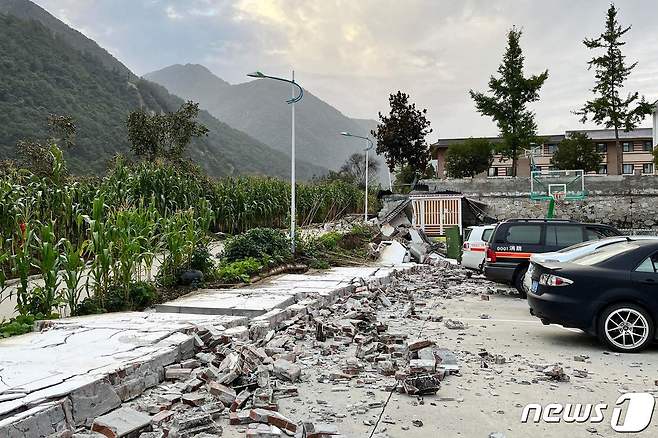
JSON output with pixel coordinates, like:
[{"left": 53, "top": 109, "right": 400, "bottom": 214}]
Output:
[{"left": 461, "top": 225, "right": 495, "bottom": 270}]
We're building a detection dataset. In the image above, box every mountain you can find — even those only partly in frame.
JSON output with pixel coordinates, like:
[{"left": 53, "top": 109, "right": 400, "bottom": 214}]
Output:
[
  {"left": 145, "top": 64, "right": 381, "bottom": 172},
  {"left": 0, "top": 0, "right": 132, "bottom": 77},
  {"left": 0, "top": 2, "right": 326, "bottom": 179}
]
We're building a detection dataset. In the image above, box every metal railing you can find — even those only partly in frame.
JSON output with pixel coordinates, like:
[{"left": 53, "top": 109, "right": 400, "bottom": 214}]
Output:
[{"left": 619, "top": 229, "right": 658, "bottom": 236}]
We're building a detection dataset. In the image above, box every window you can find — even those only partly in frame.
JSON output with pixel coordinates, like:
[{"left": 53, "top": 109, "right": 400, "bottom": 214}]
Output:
[
  {"left": 643, "top": 163, "right": 654, "bottom": 174},
  {"left": 546, "top": 144, "right": 558, "bottom": 154},
  {"left": 596, "top": 143, "right": 607, "bottom": 153},
  {"left": 597, "top": 165, "right": 607, "bottom": 175},
  {"left": 545, "top": 225, "right": 583, "bottom": 247},
  {"left": 506, "top": 167, "right": 514, "bottom": 176},
  {"left": 488, "top": 167, "right": 499, "bottom": 177},
  {"left": 572, "top": 242, "right": 638, "bottom": 266},
  {"left": 644, "top": 141, "right": 654, "bottom": 152},
  {"left": 584, "top": 226, "right": 619, "bottom": 240},
  {"left": 622, "top": 142, "right": 632, "bottom": 152},
  {"left": 622, "top": 164, "right": 634, "bottom": 175},
  {"left": 635, "top": 253, "right": 658, "bottom": 273},
  {"left": 503, "top": 225, "right": 542, "bottom": 245},
  {"left": 482, "top": 229, "right": 493, "bottom": 242}
]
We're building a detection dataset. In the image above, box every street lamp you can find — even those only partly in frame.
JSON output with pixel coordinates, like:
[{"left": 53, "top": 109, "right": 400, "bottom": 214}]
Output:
[
  {"left": 340, "top": 132, "right": 374, "bottom": 221},
  {"left": 247, "top": 70, "right": 304, "bottom": 253}
]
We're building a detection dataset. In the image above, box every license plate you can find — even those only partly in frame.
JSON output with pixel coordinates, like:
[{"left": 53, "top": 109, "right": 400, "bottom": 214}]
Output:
[{"left": 531, "top": 280, "right": 539, "bottom": 293}]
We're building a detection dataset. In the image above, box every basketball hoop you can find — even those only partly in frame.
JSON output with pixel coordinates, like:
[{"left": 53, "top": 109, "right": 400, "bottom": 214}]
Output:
[{"left": 552, "top": 192, "right": 565, "bottom": 202}]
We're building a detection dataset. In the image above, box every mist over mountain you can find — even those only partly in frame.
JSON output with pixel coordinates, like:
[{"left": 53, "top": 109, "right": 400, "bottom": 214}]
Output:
[{"left": 145, "top": 64, "right": 382, "bottom": 173}]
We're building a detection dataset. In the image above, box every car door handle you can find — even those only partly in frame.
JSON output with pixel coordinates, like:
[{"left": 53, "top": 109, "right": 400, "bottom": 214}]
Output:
[{"left": 641, "top": 278, "right": 657, "bottom": 284}]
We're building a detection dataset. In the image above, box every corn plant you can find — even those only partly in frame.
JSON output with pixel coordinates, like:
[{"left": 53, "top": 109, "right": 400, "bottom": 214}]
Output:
[
  {"left": 30, "top": 222, "right": 64, "bottom": 316},
  {"left": 61, "top": 238, "right": 87, "bottom": 316},
  {"left": 0, "top": 249, "right": 9, "bottom": 305},
  {"left": 86, "top": 196, "right": 114, "bottom": 306},
  {"left": 11, "top": 222, "right": 35, "bottom": 316}
]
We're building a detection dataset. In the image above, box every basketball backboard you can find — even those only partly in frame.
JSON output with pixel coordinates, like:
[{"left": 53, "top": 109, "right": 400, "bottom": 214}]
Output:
[{"left": 530, "top": 169, "right": 586, "bottom": 201}]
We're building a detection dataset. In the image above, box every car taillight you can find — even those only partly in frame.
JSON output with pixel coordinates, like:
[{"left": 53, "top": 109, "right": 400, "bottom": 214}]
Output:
[
  {"left": 486, "top": 247, "right": 496, "bottom": 263},
  {"left": 539, "top": 274, "right": 573, "bottom": 287},
  {"left": 463, "top": 242, "right": 470, "bottom": 250}
]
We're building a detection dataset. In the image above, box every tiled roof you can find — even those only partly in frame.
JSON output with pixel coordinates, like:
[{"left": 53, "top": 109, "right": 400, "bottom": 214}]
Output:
[{"left": 433, "top": 127, "right": 652, "bottom": 147}]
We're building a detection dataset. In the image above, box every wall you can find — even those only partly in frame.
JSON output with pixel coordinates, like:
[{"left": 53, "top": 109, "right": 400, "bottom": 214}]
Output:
[{"left": 422, "top": 175, "right": 658, "bottom": 229}]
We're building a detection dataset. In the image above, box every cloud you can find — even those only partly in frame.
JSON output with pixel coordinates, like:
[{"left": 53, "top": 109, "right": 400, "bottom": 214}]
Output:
[{"left": 32, "top": 0, "right": 658, "bottom": 139}]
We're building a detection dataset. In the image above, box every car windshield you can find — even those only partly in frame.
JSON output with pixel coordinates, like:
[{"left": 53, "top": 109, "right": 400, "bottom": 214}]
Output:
[
  {"left": 571, "top": 242, "right": 638, "bottom": 266},
  {"left": 556, "top": 237, "right": 621, "bottom": 253}
]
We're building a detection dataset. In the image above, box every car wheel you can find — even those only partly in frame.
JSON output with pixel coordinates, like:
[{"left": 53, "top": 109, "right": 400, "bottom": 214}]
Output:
[
  {"left": 514, "top": 265, "right": 528, "bottom": 299},
  {"left": 597, "top": 303, "right": 654, "bottom": 353}
]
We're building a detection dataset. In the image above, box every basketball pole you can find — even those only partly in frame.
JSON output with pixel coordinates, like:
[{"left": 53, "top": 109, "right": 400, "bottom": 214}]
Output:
[{"left": 547, "top": 197, "right": 556, "bottom": 219}]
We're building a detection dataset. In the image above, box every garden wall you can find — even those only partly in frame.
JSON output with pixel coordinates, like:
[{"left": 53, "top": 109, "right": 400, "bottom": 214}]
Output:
[{"left": 422, "top": 175, "right": 658, "bottom": 229}]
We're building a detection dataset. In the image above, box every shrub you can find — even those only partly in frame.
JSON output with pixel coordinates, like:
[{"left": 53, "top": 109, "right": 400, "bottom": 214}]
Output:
[
  {"left": 318, "top": 232, "right": 342, "bottom": 249},
  {"left": 216, "top": 258, "right": 262, "bottom": 283},
  {"left": 128, "top": 281, "right": 157, "bottom": 310},
  {"left": 75, "top": 297, "right": 105, "bottom": 316},
  {"left": 222, "top": 228, "right": 291, "bottom": 266},
  {"left": 0, "top": 314, "right": 37, "bottom": 338},
  {"left": 190, "top": 245, "right": 215, "bottom": 274}
]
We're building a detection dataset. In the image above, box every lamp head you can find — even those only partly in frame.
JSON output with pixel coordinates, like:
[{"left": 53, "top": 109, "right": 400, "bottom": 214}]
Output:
[
  {"left": 340, "top": 131, "right": 351, "bottom": 137},
  {"left": 247, "top": 71, "right": 266, "bottom": 78}
]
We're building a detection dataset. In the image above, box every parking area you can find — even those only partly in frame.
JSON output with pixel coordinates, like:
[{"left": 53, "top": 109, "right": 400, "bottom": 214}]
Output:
[
  {"left": 261, "top": 271, "right": 658, "bottom": 438},
  {"left": 403, "top": 290, "right": 658, "bottom": 437}
]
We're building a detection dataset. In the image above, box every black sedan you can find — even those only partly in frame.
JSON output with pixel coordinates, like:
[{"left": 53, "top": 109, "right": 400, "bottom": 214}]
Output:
[{"left": 528, "top": 239, "right": 658, "bottom": 352}]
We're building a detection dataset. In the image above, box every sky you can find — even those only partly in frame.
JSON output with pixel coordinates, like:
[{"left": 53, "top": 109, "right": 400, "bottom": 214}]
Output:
[{"left": 33, "top": 0, "right": 658, "bottom": 141}]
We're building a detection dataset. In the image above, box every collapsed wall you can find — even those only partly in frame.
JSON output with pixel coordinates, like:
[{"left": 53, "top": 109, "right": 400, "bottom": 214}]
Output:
[{"left": 422, "top": 175, "right": 658, "bottom": 229}]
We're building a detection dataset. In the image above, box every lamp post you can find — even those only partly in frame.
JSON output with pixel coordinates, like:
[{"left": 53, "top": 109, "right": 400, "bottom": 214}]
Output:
[
  {"left": 248, "top": 70, "right": 304, "bottom": 253},
  {"left": 340, "top": 132, "right": 374, "bottom": 221}
]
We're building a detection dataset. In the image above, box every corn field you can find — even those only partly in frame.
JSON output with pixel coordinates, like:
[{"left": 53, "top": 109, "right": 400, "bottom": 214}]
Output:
[{"left": 0, "top": 158, "right": 369, "bottom": 321}]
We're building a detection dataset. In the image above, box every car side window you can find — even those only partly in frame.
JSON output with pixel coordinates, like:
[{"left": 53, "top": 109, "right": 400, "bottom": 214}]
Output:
[
  {"left": 482, "top": 229, "right": 493, "bottom": 242},
  {"left": 585, "top": 227, "right": 607, "bottom": 240},
  {"left": 546, "top": 225, "right": 583, "bottom": 246},
  {"left": 504, "top": 225, "right": 541, "bottom": 245},
  {"left": 636, "top": 253, "right": 658, "bottom": 273}
]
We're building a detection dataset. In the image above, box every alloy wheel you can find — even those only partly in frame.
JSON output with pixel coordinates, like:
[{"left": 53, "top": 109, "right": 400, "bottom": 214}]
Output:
[{"left": 604, "top": 308, "right": 649, "bottom": 350}]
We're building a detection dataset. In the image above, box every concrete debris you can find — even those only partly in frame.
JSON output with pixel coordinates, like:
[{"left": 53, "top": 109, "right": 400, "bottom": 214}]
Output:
[
  {"left": 375, "top": 240, "right": 409, "bottom": 264},
  {"left": 30, "top": 260, "right": 534, "bottom": 437},
  {"left": 91, "top": 407, "right": 151, "bottom": 438},
  {"left": 444, "top": 319, "right": 467, "bottom": 330},
  {"left": 303, "top": 422, "right": 340, "bottom": 437},
  {"left": 542, "top": 366, "right": 570, "bottom": 382},
  {"left": 272, "top": 359, "right": 301, "bottom": 383}
]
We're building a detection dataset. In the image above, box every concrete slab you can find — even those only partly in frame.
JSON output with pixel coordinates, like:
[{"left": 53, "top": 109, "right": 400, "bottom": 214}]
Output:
[
  {"left": 0, "top": 263, "right": 416, "bottom": 437},
  {"left": 155, "top": 267, "right": 390, "bottom": 317},
  {"left": 0, "top": 312, "right": 244, "bottom": 431}
]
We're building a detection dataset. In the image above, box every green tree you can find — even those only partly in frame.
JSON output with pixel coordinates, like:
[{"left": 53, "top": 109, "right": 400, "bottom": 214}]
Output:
[
  {"left": 444, "top": 138, "right": 495, "bottom": 178},
  {"left": 371, "top": 91, "right": 432, "bottom": 180},
  {"left": 653, "top": 146, "right": 658, "bottom": 167},
  {"left": 469, "top": 28, "right": 548, "bottom": 177},
  {"left": 127, "top": 101, "right": 209, "bottom": 161},
  {"left": 338, "top": 153, "right": 380, "bottom": 189},
  {"left": 393, "top": 163, "right": 435, "bottom": 193},
  {"left": 550, "top": 133, "right": 602, "bottom": 172},
  {"left": 16, "top": 114, "right": 75, "bottom": 182},
  {"left": 575, "top": 4, "right": 653, "bottom": 175}
]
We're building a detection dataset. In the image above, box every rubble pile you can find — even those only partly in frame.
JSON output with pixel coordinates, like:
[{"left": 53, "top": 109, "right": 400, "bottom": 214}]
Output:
[
  {"left": 371, "top": 225, "right": 445, "bottom": 265},
  {"left": 66, "top": 263, "right": 477, "bottom": 438}
]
